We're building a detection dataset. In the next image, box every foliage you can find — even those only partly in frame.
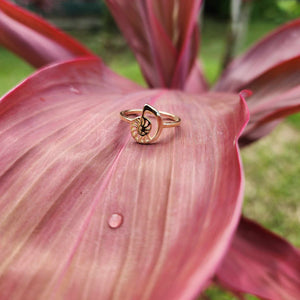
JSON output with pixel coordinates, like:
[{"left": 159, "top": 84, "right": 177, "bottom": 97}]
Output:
[
  {"left": 204, "top": 0, "right": 296, "bottom": 22},
  {"left": 204, "top": 0, "right": 230, "bottom": 19},
  {"left": 251, "top": 0, "right": 289, "bottom": 21},
  {"left": 0, "top": 0, "right": 300, "bottom": 299}
]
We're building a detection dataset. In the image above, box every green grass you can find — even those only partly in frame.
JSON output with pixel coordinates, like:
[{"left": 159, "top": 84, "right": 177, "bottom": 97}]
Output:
[
  {"left": 200, "top": 18, "right": 228, "bottom": 83},
  {"left": 242, "top": 124, "right": 300, "bottom": 246},
  {"left": 0, "top": 48, "right": 33, "bottom": 96},
  {"left": 287, "top": 112, "right": 300, "bottom": 129},
  {"left": 203, "top": 285, "right": 259, "bottom": 300},
  {"left": 0, "top": 16, "right": 300, "bottom": 299}
]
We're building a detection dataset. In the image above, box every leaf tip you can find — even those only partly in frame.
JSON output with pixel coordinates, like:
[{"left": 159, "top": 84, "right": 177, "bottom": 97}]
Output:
[{"left": 240, "top": 89, "right": 252, "bottom": 98}]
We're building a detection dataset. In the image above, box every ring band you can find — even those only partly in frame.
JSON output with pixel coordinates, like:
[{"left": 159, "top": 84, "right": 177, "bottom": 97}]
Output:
[{"left": 120, "top": 104, "right": 181, "bottom": 144}]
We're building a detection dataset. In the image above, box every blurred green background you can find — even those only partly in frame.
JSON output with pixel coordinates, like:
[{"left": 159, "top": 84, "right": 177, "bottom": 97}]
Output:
[{"left": 1, "top": 1, "right": 300, "bottom": 299}]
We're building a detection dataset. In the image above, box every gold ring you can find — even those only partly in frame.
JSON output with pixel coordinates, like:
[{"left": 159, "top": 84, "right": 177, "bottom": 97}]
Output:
[{"left": 120, "top": 104, "right": 181, "bottom": 144}]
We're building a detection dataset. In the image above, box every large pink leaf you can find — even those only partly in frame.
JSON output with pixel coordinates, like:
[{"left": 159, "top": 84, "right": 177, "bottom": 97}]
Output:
[
  {"left": 0, "top": 57, "right": 248, "bottom": 299},
  {"left": 238, "top": 56, "right": 300, "bottom": 145},
  {"left": 105, "top": 0, "right": 205, "bottom": 90},
  {"left": 215, "top": 18, "right": 300, "bottom": 92},
  {"left": 216, "top": 217, "right": 300, "bottom": 300},
  {"left": 0, "top": 0, "right": 93, "bottom": 68}
]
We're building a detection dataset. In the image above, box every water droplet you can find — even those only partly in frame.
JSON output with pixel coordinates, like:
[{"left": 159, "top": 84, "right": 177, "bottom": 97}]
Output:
[
  {"left": 70, "top": 86, "right": 81, "bottom": 95},
  {"left": 108, "top": 213, "right": 123, "bottom": 229}
]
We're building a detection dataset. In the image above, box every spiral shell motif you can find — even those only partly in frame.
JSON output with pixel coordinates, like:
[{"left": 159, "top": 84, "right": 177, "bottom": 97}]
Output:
[{"left": 130, "top": 116, "right": 152, "bottom": 144}]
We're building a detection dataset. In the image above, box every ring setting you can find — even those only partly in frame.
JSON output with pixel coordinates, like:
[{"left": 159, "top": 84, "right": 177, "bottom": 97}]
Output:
[{"left": 120, "top": 104, "right": 181, "bottom": 144}]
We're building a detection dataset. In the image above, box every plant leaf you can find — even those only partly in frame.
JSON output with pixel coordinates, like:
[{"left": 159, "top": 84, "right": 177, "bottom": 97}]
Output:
[
  {"left": 0, "top": 0, "right": 93, "bottom": 68},
  {"left": 184, "top": 62, "right": 209, "bottom": 93},
  {"left": 105, "top": 0, "right": 203, "bottom": 89},
  {"left": 0, "top": 57, "right": 248, "bottom": 299},
  {"left": 215, "top": 18, "right": 300, "bottom": 92},
  {"left": 216, "top": 217, "right": 300, "bottom": 300},
  {"left": 239, "top": 56, "right": 300, "bottom": 145}
]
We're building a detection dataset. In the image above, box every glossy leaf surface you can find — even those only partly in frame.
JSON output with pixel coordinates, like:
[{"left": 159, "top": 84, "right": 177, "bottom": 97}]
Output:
[
  {"left": 216, "top": 217, "right": 300, "bottom": 300},
  {"left": 0, "top": 57, "right": 248, "bottom": 300},
  {"left": 105, "top": 0, "right": 203, "bottom": 90},
  {"left": 0, "top": 0, "right": 93, "bottom": 68}
]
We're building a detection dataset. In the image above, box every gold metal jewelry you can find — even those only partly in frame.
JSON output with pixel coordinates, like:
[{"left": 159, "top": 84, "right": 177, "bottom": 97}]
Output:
[{"left": 120, "top": 104, "right": 181, "bottom": 144}]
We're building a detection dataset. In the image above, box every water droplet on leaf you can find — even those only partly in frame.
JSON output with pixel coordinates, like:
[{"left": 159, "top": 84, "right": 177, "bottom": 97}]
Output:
[
  {"left": 70, "top": 86, "right": 81, "bottom": 94},
  {"left": 108, "top": 213, "right": 123, "bottom": 229}
]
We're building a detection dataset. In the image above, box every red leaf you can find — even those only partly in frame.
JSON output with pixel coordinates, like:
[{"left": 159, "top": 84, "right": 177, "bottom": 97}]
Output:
[
  {"left": 215, "top": 18, "right": 300, "bottom": 92},
  {"left": 216, "top": 217, "right": 300, "bottom": 300},
  {"left": 105, "top": 0, "right": 204, "bottom": 89},
  {"left": 239, "top": 56, "right": 300, "bottom": 145},
  {"left": 0, "top": 58, "right": 248, "bottom": 299},
  {"left": 184, "top": 62, "right": 209, "bottom": 93},
  {"left": 0, "top": 0, "right": 93, "bottom": 68}
]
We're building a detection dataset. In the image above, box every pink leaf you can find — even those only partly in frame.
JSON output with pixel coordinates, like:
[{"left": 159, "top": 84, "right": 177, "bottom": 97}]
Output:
[
  {"left": 0, "top": 0, "right": 93, "bottom": 68},
  {"left": 216, "top": 217, "right": 300, "bottom": 300},
  {"left": 239, "top": 56, "right": 300, "bottom": 145},
  {"left": 184, "top": 62, "right": 209, "bottom": 93},
  {"left": 215, "top": 18, "right": 300, "bottom": 92},
  {"left": 0, "top": 57, "right": 248, "bottom": 299},
  {"left": 105, "top": 0, "right": 204, "bottom": 89}
]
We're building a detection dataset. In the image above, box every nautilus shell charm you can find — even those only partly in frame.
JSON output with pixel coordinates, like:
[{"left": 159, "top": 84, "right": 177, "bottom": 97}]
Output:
[
  {"left": 137, "top": 116, "right": 152, "bottom": 136},
  {"left": 120, "top": 104, "right": 181, "bottom": 144},
  {"left": 130, "top": 105, "right": 162, "bottom": 144}
]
